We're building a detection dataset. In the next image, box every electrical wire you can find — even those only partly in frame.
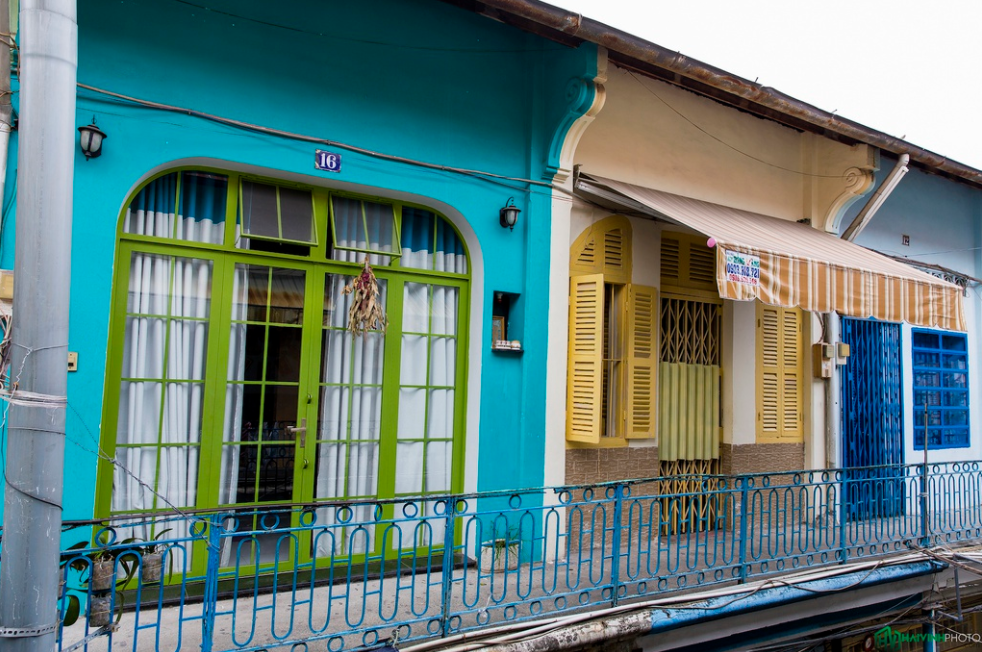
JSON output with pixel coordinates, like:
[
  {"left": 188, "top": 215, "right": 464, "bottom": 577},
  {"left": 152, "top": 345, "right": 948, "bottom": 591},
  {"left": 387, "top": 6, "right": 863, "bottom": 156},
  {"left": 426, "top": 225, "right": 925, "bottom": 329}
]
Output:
[
  {"left": 627, "top": 71, "right": 859, "bottom": 180},
  {"left": 76, "top": 82, "right": 573, "bottom": 197},
  {"left": 169, "top": 0, "right": 569, "bottom": 54}
]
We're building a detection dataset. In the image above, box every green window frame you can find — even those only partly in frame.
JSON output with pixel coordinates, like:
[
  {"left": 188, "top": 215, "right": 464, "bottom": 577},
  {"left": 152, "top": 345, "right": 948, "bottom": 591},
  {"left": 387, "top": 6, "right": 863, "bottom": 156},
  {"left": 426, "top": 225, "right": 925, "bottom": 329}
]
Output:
[{"left": 97, "top": 168, "right": 471, "bottom": 572}]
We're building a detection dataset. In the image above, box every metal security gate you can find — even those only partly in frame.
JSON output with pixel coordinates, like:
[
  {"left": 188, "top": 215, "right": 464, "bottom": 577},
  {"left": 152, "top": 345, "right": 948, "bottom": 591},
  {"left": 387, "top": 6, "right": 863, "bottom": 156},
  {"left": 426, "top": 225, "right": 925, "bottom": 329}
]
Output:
[{"left": 840, "top": 318, "right": 904, "bottom": 520}]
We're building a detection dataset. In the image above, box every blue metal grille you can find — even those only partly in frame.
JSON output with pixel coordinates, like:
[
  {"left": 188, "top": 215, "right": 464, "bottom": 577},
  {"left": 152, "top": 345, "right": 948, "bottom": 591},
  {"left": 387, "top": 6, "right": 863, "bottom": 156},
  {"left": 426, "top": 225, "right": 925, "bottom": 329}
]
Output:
[{"left": 840, "top": 318, "right": 904, "bottom": 519}]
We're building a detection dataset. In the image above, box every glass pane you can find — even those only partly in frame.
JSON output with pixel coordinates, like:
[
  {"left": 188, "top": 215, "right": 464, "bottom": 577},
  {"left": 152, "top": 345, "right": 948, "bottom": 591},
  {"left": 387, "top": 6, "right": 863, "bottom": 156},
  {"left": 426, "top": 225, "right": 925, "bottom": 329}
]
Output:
[
  {"left": 166, "top": 321, "right": 208, "bottom": 380},
  {"left": 944, "top": 391, "right": 969, "bottom": 407},
  {"left": 398, "top": 388, "right": 425, "bottom": 439},
  {"left": 944, "top": 372, "right": 968, "bottom": 389},
  {"left": 425, "top": 442, "right": 452, "bottom": 493},
  {"left": 945, "top": 410, "right": 969, "bottom": 426},
  {"left": 241, "top": 324, "right": 267, "bottom": 382},
  {"left": 942, "top": 334, "right": 967, "bottom": 352},
  {"left": 266, "top": 326, "right": 303, "bottom": 382},
  {"left": 403, "top": 282, "right": 429, "bottom": 333},
  {"left": 321, "top": 330, "right": 351, "bottom": 383},
  {"left": 395, "top": 442, "right": 424, "bottom": 494},
  {"left": 169, "top": 258, "right": 213, "bottom": 318},
  {"left": 317, "top": 386, "right": 349, "bottom": 440},
  {"left": 127, "top": 254, "right": 172, "bottom": 315},
  {"left": 943, "top": 354, "right": 967, "bottom": 370},
  {"left": 269, "top": 269, "right": 305, "bottom": 324},
  {"left": 157, "top": 446, "right": 198, "bottom": 507},
  {"left": 914, "top": 371, "right": 940, "bottom": 388},
  {"left": 279, "top": 187, "right": 314, "bottom": 243},
  {"left": 401, "top": 207, "right": 468, "bottom": 274},
  {"left": 912, "top": 331, "right": 937, "bottom": 349},
  {"left": 429, "top": 338, "right": 455, "bottom": 386},
  {"left": 124, "top": 173, "right": 177, "bottom": 238},
  {"left": 349, "top": 387, "right": 382, "bottom": 440},
  {"left": 258, "top": 444, "right": 295, "bottom": 502},
  {"left": 113, "top": 447, "right": 158, "bottom": 510},
  {"left": 347, "top": 443, "right": 379, "bottom": 497},
  {"left": 240, "top": 180, "right": 280, "bottom": 240},
  {"left": 313, "top": 443, "right": 346, "bottom": 498},
  {"left": 400, "top": 335, "right": 427, "bottom": 385},
  {"left": 427, "top": 389, "right": 454, "bottom": 438},
  {"left": 331, "top": 196, "right": 395, "bottom": 264},
  {"left": 430, "top": 286, "right": 458, "bottom": 335},
  {"left": 178, "top": 172, "right": 227, "bottom": 244},
  {"left": 161, "top": 382, "right": 205, "bottom": 443},
  {"left": 117, "top": 381, "right": 162, "bottom": 445},
  {"left": 122, "top": 317, "right": 166, "bottom": 378},
  {"left": 262, "top": 385, "right": 299, "bottom": 439},
  {"left": 913, "top": 351, "right": 939, "bottom": 368}
]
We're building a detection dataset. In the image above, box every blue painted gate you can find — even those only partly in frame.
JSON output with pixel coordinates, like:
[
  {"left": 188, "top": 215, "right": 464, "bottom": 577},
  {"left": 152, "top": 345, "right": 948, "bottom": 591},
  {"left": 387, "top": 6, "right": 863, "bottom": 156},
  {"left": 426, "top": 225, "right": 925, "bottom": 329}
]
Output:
[{"left": 840, "top": 318, "right": 904, "bottom": 520}]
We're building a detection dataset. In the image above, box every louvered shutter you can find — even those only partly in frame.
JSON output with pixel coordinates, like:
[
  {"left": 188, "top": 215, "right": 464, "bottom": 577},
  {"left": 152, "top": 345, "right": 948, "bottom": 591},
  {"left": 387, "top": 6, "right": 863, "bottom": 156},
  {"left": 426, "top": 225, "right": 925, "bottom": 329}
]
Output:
[
  {"left": 602, "top": 226, "right": 631, "bottom": 283},
  {"left": 626, "top": 285, "right": 658, "bottom": 439},
  {"left": 757, "top": 305, "right": 803, "bottom": 441},
  {"left": 571, "top": 233, "right": 599, "bottom": 275},
  {"left": 660, "top": 232, "right": 717, "bottom": 293},
  {"left": 567, "top": 275, "right": 604, "bottom": 444}
]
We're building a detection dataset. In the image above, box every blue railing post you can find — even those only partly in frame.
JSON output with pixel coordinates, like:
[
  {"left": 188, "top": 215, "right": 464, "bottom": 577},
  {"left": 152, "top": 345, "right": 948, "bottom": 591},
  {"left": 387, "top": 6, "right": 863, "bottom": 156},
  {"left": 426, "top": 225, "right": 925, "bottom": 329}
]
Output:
[
  {"left": 440, "top": 497, "right": 458, "bottom": 638},
  {"left": 610, "top": 483, "right": 624, "bottom": 606},
  {"left": 201, "top": 514, "right": 223, "bottom": 652},
  {"left": 737, "top": 477, "right": 749, "bottom": 583},
  {"left": 838, "top": 474, "right": 849, "bottom": 565}
]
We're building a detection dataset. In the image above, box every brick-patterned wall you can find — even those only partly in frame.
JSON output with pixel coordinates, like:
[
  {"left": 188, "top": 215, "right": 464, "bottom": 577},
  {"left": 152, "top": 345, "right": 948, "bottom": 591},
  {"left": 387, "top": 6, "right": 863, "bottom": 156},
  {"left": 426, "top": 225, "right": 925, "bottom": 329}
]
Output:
[
  {"left": 565, "top": 446, "right": 660, "bottom": 485},
  {"left": 720, "top": 442, "right": 804, "bottom": 476}
]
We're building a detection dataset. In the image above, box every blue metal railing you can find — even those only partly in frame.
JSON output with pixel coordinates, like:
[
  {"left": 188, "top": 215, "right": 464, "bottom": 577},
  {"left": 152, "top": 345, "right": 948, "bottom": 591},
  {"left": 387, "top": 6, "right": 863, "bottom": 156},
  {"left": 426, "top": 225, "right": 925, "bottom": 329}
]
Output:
[{"left": 37, "top": 461, "right": 982, "bottom": 651}]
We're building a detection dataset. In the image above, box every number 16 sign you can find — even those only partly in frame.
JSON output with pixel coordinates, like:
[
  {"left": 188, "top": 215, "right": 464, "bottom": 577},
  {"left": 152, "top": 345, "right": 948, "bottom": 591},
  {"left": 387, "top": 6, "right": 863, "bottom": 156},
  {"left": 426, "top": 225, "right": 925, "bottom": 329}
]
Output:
[{"left": 315, "top": 150, "right": 342, "bottom": 173}]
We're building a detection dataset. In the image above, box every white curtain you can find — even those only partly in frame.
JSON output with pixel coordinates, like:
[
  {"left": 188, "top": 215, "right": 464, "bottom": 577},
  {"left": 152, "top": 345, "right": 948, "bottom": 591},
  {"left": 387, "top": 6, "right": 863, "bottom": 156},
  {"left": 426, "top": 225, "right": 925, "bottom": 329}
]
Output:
[
  {"left": 393, "top": 282, "right": 457, "bottom": 549},
  {"left": 124, "top": 172, "right": 225, "bottom": 245},
  {"left": 313, "top": 275, "right": 385, "bottom": 556},
  {"left": 113, "top": 253, "right": 210, "bottom": 568},
  {"left": 331, "top": 197, "right": 394, "bottom": 266}
]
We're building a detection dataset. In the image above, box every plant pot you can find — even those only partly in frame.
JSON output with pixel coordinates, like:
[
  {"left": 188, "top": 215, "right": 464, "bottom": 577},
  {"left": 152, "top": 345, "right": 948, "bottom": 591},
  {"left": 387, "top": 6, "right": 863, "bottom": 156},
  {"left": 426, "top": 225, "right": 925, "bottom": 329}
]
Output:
[
  {"left": 90, "top": 559, "right": 114, "bottom": 593},
  {"left": 142, "top": 551, "right": 163, "bottom": 583},
  {"left": 480, "top": 539, "right": 520, "bottom": 572},
  {"left": 88, "top": 596, "right": 111, "bottom": 628}
]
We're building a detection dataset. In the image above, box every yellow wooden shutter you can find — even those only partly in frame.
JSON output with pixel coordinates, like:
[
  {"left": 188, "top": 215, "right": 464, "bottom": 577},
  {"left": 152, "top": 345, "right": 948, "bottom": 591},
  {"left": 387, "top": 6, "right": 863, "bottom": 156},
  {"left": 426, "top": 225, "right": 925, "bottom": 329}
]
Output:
[
  {"left": 602, "top": 224, "right": 631, "bottom": 283},
  {"left": 567, "top": 274, "right": 605, "bottom": 444},
  {"left": 626, "top": 284, "right": 658, "bottom": 439},
  {"left": 756, "top": 305, "right": 803, "bottom": 441}
]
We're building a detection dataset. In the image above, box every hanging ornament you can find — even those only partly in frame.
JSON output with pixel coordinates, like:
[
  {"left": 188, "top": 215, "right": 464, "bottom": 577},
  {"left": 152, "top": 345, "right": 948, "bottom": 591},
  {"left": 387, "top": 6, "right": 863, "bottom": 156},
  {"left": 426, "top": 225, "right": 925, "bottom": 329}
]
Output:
[{"left": 342, "top": 257, "right": 388, "bottom": 335}]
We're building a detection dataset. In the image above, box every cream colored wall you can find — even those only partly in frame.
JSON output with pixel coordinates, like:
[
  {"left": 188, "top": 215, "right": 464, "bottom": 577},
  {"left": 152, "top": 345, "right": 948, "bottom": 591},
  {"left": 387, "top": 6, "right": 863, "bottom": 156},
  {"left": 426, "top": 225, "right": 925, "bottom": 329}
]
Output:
[{"left": 548, "top": 61, "right": 877, "bottom": 478}]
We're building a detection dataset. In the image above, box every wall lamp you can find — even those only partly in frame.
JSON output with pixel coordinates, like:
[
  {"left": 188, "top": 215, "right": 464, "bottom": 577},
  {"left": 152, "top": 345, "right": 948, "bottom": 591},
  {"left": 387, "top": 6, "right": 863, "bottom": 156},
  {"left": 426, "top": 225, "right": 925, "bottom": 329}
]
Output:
[
  {"left": 78, "top": 119, "right": 107, "bottom": 159},
  {"left": 499, "top": 197, "right": 520, "bottom": 231}
]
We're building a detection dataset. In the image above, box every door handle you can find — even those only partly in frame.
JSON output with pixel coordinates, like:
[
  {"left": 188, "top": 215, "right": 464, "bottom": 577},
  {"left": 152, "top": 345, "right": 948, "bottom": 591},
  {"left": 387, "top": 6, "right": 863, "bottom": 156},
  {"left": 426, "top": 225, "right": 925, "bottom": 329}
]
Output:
[{"left": 287, "top": 418, "right": 307, "bottom": 447}]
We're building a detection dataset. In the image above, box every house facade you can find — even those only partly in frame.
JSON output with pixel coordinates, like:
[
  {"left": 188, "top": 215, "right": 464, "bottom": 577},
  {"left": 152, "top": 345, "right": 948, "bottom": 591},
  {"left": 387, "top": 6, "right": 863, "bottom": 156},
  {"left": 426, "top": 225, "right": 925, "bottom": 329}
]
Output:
[{"left": 0, "top": 0, "right": 603, "bottom": 529}]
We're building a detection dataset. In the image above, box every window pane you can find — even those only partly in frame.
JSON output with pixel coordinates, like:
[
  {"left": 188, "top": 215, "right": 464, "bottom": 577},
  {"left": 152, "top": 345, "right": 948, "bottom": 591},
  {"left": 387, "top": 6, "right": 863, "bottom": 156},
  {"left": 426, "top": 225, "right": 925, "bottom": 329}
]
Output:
[
  {"left": 240, "top": 180, "right": 280, "bottom": 239},
  {"left": 331, "top": 196, "right": 394, "bottom": 264},
  {"left": 177, "top": 172, "right": 227, "bottom": 244},
  {"left": 124, "top": 173, "right": 177, "bottom": 238},
  {"left": 279, "top": 187, "right": 314, "bottom": 243}
]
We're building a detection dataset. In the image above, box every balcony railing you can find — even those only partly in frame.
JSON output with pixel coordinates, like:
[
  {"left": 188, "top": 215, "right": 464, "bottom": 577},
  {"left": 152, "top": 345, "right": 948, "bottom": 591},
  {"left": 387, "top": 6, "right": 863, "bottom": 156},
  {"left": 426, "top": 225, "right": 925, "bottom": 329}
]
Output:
[{"left": 40, "top": 461, "right": 982, "bottom": 651}]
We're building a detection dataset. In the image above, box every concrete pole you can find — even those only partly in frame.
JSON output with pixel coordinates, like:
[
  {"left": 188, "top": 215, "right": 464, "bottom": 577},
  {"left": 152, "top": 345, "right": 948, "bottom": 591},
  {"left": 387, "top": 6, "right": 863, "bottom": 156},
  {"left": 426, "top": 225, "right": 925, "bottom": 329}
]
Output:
[{"left": 0, "top": 0, "right": 77, "bottom": 650}]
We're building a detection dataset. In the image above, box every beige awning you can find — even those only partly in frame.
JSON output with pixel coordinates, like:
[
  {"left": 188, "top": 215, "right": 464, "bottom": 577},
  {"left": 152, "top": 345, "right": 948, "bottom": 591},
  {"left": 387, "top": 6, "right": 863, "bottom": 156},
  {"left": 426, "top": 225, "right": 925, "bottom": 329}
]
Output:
[{"left": 576, "top": 173, "right": 966, "bottom": 332}]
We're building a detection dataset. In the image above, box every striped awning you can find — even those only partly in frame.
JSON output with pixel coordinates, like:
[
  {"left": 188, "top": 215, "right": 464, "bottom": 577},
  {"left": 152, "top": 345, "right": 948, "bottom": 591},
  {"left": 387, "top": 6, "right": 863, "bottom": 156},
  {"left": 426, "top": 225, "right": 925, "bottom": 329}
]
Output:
[{"left": 576, "top": 173, "right": 966, "bottom": 332}]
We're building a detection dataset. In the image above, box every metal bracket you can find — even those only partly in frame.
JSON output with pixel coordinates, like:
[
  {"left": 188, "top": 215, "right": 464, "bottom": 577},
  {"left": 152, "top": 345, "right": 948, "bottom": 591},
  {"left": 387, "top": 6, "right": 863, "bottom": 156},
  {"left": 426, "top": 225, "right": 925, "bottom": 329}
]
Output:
[{"left": 0, "top": 622, "right": 58, "bottom": 637}]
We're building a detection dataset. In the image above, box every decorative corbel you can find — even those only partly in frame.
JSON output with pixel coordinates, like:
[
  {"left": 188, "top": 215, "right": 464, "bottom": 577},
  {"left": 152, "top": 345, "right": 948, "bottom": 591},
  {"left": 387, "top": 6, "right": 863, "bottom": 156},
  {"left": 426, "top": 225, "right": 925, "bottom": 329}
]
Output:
[
  {"left": 545, "top": 49, "right": 608, "bottom": 184},
  {"left": 820, "top": 166, "right": 875, "bottom": 233}
]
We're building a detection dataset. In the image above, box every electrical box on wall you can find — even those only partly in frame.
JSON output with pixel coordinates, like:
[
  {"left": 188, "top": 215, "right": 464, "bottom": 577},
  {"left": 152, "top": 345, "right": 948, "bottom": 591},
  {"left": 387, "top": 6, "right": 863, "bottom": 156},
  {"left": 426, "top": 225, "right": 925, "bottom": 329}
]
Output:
[{"left": 812, "top": 343, "right": 834, "bottom": 378}]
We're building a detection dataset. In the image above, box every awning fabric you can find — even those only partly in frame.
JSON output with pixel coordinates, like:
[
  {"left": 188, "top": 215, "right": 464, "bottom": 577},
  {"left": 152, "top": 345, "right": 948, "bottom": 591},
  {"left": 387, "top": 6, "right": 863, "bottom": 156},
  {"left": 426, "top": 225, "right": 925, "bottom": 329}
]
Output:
[{"left": 576, "top": 173, "right": 965, "bottom": 332}]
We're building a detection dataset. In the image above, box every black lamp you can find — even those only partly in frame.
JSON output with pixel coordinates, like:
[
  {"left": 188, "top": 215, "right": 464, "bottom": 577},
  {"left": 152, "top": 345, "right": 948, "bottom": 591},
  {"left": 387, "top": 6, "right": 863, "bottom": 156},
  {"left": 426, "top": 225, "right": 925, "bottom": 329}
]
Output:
[
  {"left": 499, "top": 197, "right": 520, "bottom": 231},
  {"left": 78, "top": 119, "right": 107, "bottom": 159}
]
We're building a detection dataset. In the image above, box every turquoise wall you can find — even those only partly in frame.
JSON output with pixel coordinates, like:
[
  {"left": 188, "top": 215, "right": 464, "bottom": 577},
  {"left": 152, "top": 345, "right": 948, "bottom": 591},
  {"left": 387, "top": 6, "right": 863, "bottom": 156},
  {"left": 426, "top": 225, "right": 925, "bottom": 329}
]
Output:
[{"left": 0, "top": 0, "right": 598, "bottom": 521}]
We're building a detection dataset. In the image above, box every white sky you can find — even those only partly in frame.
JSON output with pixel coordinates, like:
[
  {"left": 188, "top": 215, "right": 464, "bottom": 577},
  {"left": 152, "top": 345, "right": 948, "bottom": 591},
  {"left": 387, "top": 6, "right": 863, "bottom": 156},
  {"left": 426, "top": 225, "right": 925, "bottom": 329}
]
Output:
[{"left": 544, "top": 0, "right": 982, "bottom": 170}]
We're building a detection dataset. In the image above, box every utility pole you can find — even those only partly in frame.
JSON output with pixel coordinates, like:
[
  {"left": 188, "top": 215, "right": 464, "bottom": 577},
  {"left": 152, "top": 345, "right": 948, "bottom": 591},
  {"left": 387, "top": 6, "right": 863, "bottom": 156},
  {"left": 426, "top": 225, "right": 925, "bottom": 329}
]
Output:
[{"left": 0, "top": 1, "right": 77, "bottom": 651}]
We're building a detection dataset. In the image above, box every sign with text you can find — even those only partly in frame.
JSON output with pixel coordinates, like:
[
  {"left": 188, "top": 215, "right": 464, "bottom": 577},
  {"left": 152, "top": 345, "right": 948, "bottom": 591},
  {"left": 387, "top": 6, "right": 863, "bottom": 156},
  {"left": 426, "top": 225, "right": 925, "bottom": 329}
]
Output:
[
  {"left": 724, "top": 250, "right": 760, "bottom": 286},
  {"left": 315, "top": 150, "right": 342, "bottom": 173}
]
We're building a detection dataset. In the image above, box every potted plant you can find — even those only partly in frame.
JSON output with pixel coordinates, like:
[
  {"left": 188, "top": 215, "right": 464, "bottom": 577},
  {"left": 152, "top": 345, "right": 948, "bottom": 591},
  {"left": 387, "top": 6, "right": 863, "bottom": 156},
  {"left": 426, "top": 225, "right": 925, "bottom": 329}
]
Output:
[{"left": 480, "top": 524, "right": 522, "bottom": 572}]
